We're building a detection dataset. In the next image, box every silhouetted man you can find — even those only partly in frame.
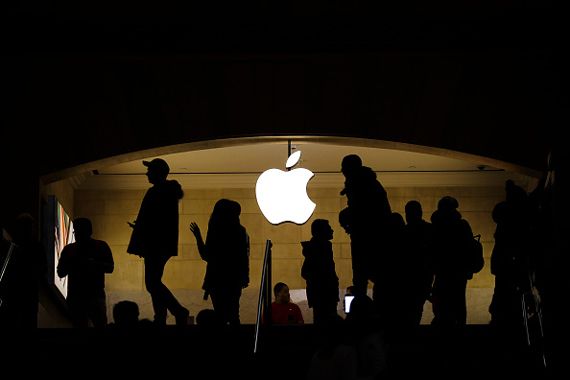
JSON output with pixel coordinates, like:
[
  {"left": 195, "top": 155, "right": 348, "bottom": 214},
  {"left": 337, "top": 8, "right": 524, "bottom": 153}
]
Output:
[
  {"left": 128, "top": 158, "right": 190, "bottom": 326},
  {"left": 301, "top": 219, "right": 340, "bottom": 324},
  {"left": 489, "top": 180, "right": 531, "bottom": 333},
  {"left": 57, "top": 217, "right": 114, "bottom": 328},
  {"left": 429, "top": 196, "right": 474, "bottom": 330},
  {"left": 0, "top": 213, "right": 47, "bottom": 328},
  {"left": 339, "top": 154, "right": 392, "bottom": 299},
  {"left": 403, "top": 200, "right": 434, "bottom": 327}
]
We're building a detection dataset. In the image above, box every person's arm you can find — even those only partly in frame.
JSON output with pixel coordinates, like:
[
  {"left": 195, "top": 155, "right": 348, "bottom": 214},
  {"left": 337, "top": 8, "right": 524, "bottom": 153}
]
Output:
[
  {"left": 57, "top": 246, "right": 70, "bottom": 278},
  {"left": 189, "top": 222, "right": 207, "bottom": 260},
  {"left": 100, "top": 241, "right": 114, "bottom": 274},
  {"left": 242, "top": 232, "right": 250, "bottom": 288},
  {"left": 294, "top": 303, "right": 304, "bottom": 324}
]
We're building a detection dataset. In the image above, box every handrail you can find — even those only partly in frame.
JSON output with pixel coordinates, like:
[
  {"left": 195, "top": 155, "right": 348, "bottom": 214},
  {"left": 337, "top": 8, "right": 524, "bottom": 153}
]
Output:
[
  {"left": 254, "top": 239, "right": 272, "bottom": 355},
  {"left": 521, "top": 270, "right": 547, "bottom": 369},
  {"left": 0, "top": 241, "right": 17, "bottom": 308}
]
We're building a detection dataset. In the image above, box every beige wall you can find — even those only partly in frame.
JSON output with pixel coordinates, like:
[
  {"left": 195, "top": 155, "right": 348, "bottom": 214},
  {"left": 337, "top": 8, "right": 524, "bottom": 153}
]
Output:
[{"left": 71, "top": 184, "right": 504, "bottom": 325}]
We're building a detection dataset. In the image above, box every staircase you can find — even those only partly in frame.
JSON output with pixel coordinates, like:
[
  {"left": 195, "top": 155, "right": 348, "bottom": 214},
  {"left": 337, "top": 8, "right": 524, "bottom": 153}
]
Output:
[
  {"left": 257, "top": 324, "right": 549, "bottom": 379},
  {"left": 2, "top": 324, "right": 549, "bottom": 379}
]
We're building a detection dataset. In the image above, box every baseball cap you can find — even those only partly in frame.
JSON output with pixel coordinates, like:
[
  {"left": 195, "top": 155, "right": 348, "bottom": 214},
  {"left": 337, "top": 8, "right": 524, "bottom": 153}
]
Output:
[{"left": 143, "top": 158, "right": 170, "bottom": 176}]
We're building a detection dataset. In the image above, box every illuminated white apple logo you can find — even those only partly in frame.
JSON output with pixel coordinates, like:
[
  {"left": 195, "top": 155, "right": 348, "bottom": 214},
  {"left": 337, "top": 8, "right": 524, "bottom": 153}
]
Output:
[{"left": 255, "top": 151, "right": 316, "bottom": 225}]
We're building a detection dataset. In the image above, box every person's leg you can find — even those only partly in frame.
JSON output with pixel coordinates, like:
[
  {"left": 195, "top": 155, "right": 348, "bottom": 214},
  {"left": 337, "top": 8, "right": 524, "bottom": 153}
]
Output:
[
  {"left": 210, "top": 287, "right": 241, "bottom": 326},
  {"left": 67, "top": 297, "right": 89, "bottom": 328},
  {"left": 456, "top": 279, "right": 468, "bottom": 326},
  {"left": 144, "top": 255, "right": 169, "bottom": 325},
  {"left": 87, "top": 295, "right": 108, "bottom": 328},
  {"left": 226, "top": 287, "right": 242, "bottom": 326},
  {"left": 351, "top": 238, "right": 369, "bottom": 296},
  {"left": 145, "top": 255, "right": 189, "bottom": 325},
  {"left": 209, "top": 290, "right": 227, "bottom": 325}
]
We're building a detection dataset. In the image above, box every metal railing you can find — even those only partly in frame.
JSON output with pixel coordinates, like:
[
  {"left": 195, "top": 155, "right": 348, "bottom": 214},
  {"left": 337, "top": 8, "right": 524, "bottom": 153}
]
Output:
[
  {"left": 0, "top": 241, "right": 17, "bottom": 308},
  {"left": 521, "top": 270, "right": 547, "bottom": 369},
  {"left": 253, "top": 239, "right": 272, "bottom": 355}
]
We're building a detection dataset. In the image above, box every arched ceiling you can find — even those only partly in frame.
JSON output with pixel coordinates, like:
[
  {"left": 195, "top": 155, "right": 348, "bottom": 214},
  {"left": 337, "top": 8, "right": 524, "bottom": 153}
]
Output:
[{"left": 74, "top": 138, "right": 537, "bottom": 190}]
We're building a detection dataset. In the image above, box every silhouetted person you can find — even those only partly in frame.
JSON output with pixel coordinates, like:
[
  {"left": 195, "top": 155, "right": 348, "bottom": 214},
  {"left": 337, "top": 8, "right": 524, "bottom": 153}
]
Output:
[
  {"left": 429, "top": 196, "right": 475, "bottom": 330},
  {"left": 344, "top": 294, "right": 387, "bottom": 379},
  {"left": 57, "top": 217, "right": 114, "bottom": 328},
  {"left": 339, "top": 207, "right": 353, "bottom": 235},
  {"left": 268, "top": 282, "right": 304, "bottom": 325},
  {"left": 343, "top": 285, "right": 355, "bottom": 316},
  {"left": 403, "top": 200, "right": 435, "bottom": 327},
  {"left": 528, "top": 148, "right": 568, "bottom": 372},
  {"left": 196, "top": 308, "right": 222, "bottom": 327},
  {"left": 190, "top": 198, "right": 250, "bottom": 327},
  {"left": 0, "top": 213, "right": 47, "bottom": 328},
  {"left": 377, "top": 211, "right": 409, "bottom": 333},
  {"left": 127, "top": 158, "right": 190, "bottom": 326},
  {"left": 301, "top": 219, "right": 340, "bottom": 324},
  {"left": 339, "top": 154, "right": 392, "bottom": 299},
  {"left": 111, "top": 300, "right": 140, "bottom": 328},
  {"left": 489, "top": 180, "right": 532, "bottom": 334},
  {"left": 306, "top": 317, "right": 358, "bottom": 380},
  {"left": 193, "top": 306, "right": 240, "bottom": 375}
]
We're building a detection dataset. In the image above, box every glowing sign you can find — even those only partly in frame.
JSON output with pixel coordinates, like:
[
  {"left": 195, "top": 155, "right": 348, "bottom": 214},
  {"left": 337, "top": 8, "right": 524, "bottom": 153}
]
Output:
[{"left": 255, "top": 151, "right": 316, "bottom": 225}]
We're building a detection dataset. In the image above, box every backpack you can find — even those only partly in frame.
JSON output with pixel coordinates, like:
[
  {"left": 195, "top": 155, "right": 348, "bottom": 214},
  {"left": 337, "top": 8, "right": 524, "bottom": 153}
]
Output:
[{"left": 466, "top": 234, "right": 485, "bottom": 278}]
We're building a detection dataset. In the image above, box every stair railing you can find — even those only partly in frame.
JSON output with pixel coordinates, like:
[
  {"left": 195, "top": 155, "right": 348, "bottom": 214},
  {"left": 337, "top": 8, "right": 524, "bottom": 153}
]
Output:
[
  {"left": 0, "top": 241, "right": 17, "bottom": 308},
  {"left": 254, "top": 239, "right": 272, "bottom": 355},
  {"left": 521, "top": 270, "right": 547, "bottom": 369}
]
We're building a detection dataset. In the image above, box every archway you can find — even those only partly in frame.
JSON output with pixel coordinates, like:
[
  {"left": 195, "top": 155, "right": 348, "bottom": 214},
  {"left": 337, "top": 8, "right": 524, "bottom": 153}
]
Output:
[{"left": 40, "top": 136, "right": 539, "bottom": 326}]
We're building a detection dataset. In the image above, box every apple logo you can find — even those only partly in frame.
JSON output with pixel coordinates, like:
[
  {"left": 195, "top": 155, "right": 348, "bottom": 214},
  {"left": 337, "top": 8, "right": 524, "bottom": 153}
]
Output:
[{"left": 255, "top": 150, "right": 316, "bottom": 225}]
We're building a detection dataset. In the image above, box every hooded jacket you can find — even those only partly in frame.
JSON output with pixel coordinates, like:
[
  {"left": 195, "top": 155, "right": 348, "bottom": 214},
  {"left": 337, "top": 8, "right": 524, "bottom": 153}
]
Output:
[
  {"left": 301, "top": 238, "right": 340, "bottom": 308},
  {"left": 127, "top": 179, "right": 183, "bottom": 258}
]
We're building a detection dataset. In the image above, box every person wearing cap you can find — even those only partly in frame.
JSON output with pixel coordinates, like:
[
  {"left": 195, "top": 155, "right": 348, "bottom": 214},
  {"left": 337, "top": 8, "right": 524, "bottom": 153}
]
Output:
[{"left": 127, "top": 158, "right": 190, "bottom": 326}]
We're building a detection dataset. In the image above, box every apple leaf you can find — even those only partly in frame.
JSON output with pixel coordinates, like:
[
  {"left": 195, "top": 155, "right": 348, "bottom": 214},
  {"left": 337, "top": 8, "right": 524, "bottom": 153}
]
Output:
[{"left": 286, "top": 150, "right": 302, "bottom": 169}]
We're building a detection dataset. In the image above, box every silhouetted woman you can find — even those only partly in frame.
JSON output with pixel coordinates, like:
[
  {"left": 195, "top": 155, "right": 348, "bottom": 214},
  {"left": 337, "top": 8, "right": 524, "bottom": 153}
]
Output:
[{"left": 190, "top": 199, "right": 250, "bottom": 326}]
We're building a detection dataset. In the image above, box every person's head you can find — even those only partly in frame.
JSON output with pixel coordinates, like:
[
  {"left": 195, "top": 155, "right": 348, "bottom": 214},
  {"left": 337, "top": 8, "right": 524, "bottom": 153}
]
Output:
[
  {"left": 390, "top": 212, "right": 405, "bottom": 229},
  {"left": 345, "top": 294, "right": 376, "bottom": 323},
  {"left": 196, "top": 308, "right": 222, "bottom": 327},
  {"left": 227, "top": 199, "right": 241, "bottom": 219},
  {"left": 338, "top": 207, "right": 352, "bottom": 234},
  {"left": 9, "top": 213, "right": 36, "bottom": 244},
  {"left": 405, "top": 200, "right": 423, "bottom": 224},
  {"left": 112, "top": 300, "right": 140, "bottom": 327},
  {"left": 341, "top": 154, "right": 363, "bottom": 177},
  {"left": 311, "top": 219, "right": 333, "bottom": 241},
  {"left": 143, "top": 158, "right": 170, "bottom": 184},
  {"left": 274, "top": 282, "right": 291, "bottom": 304},
  {"left": 505, "top": 179, "right": 527, "bottom": 203},
  {"left": 209, "top": 198, "right": 241, "bottom": 227},
  {"left": 437, "top": 195, "right": 459, "bottom": 212},
  {"left": 72, "top": 217, "right": 93, "bottom": 242}
]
